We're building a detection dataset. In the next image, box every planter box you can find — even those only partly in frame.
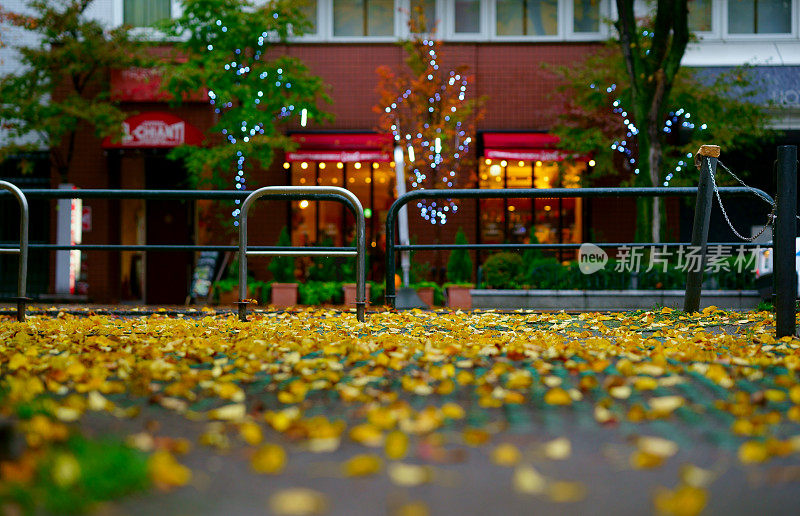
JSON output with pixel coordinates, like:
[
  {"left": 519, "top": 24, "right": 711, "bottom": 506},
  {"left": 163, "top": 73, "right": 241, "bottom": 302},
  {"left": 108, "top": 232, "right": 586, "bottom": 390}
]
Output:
[
  {"left": 470, "top": 289, "right": 763, "bottom": 311},
  {"left": 271, "top": 283, "right": 298, "bottom": 307},
  {"left": 446, "top": 285, "right": 473, "bottom": 310},
  {"left": 215, "top": 287, "right": 254, "bottom": 306},
  {"left": 343, "top": 283, "right": 371, "bottom": 307},
  {"left": 416, "top": 287, "right": 434, "bottom": 307}
]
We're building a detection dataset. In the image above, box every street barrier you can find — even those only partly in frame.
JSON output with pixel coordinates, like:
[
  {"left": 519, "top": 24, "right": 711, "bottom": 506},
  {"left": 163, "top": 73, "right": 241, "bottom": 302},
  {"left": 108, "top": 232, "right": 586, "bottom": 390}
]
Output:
[
  {"left": 238, "top": 186, "right": 366, "bottom": 323},
  {"left": 0, "top": 181, "right": 29, "bottom": 322},
  {"left": 385, "top": 182, "right": 775, "bottom": 314},
  {"left": 0, "top": 188, "right": 362, "bottom": 318}
]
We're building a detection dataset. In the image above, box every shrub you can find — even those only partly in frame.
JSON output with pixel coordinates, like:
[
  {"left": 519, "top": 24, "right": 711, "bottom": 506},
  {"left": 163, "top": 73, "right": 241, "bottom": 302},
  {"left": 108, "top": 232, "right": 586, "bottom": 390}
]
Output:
[
  {"left": 482, "top": 252, "right": 524, "bottom": 289},
  {"left": 446, "top": 228, "right": 473, "bottom": 284},
  {"left": 299, "top": 281, "right": 342, "bottom": 305},
  {"left": 525, "top": 258, "right": 572, "bottom": 289},
  {"left": 306, "top": 236, "right": 338, "bottom": 282},
  {"left": 268, "top": 227, "right": 296, "bottom": 283}
]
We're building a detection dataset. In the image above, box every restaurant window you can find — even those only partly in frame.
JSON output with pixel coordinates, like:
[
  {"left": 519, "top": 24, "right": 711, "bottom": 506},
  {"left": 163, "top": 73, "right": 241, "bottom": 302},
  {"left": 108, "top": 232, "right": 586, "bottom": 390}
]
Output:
[
  {"left": 728, "top": 0, "right": 791, "bottom": 34},
  {"left": 496, "top": 0, "right": 558, "bottom": 36},
  {"left": 410, "top": 0, "right": 437, "bottom": 32},
  {"left": 454, "top": 0, "right": 481, "bottom": 33},
  {"left": 333, "top": 0, "right": 395, "bottom": 37},
  {"left": 572, "top": 0, "right": 600, "bottom": 33},
  {"left": 288, "top": 160, "right": 395, "bottom": 267},
  {"left": 478, "top": 158, "right": 585, "bottom": 256},
  {"left": 688, "top": 0, "right": 712, "bottom": 32},
  {"left": 123, "top": 0, "right": 171, "bottom": 27}
]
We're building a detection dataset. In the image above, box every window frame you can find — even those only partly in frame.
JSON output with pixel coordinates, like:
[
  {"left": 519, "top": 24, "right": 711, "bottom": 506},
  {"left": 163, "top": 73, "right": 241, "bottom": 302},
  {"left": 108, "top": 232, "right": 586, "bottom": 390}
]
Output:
[
  {"left": 328, "top": 0, "right": 403, "bottom": 42},
  {"left": 113, "top": 0, "right": 182, "bottom": 35},
  {"left": 722, "top": 0, "right": 798, "bottom": 39},
  {"left": 444, "top": 0, "right": 490, "bottom": 40}
]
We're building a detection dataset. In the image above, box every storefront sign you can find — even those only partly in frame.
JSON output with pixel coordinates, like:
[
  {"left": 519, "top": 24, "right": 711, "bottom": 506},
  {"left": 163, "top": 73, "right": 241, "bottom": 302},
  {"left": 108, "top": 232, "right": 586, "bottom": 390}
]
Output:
[
  {"left": 286, "top": 150, "right": 391, "bottom": 162},
  {"left": 102, "top": 112, "right": 204, "bottom": 149},
  {"left": 485, "top": 149, "right": 575, "bottom": 162}
]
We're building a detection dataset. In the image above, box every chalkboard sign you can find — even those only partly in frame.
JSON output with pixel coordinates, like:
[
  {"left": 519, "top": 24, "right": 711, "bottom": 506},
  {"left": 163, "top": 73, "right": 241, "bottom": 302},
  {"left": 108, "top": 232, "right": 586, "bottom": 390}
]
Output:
[{"left": 190, "top": 251, "right": 220, "bottom": 301}]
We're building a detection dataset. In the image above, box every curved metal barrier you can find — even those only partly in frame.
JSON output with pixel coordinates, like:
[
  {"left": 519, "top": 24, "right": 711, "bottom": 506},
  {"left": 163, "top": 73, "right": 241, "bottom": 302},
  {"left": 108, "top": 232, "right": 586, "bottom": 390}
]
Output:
[
  {"left": 0, "top": 181, "right": 30, "bottom": 322},
  {"left": 239, "top": 186, "right": 366, "bottom": 322},
  {"left": 385, "top": 184, "right": 775, "bottom": 310}
]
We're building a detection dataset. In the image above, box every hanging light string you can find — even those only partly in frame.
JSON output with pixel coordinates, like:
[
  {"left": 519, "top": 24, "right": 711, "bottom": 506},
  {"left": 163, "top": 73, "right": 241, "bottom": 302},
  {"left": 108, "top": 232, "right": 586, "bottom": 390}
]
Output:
[{"left": 384, "top": 38, "right": 473, "bottom": 225}]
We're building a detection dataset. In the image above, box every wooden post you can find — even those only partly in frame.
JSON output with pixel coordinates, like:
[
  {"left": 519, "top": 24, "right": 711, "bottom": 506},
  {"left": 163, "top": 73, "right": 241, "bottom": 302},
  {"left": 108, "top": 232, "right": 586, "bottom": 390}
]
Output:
[
  {"left": 684, "top": 145, "right": 719, "bottom": 313},
  {"left": 775, "top": 146, "right": 797, "bottom": 338}
]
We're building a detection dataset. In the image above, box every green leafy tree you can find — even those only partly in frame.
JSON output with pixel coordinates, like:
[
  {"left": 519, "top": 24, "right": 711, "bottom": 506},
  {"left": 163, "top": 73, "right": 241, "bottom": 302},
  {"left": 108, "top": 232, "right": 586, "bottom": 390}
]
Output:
[
  {"left": 268, "top": 226, "right": 295, "bottom": 283},
  {"left": 446, "top": 228, "right": 473, "bottom": 284},
  {"left": 550, "top": 2, "right": 771, "bottom": 242},
  {"left": 0, "top": 0, "right": 151, "bottom": 180},
  {"left": 160, "top": 0, "right": 331, "bottom": 189}
]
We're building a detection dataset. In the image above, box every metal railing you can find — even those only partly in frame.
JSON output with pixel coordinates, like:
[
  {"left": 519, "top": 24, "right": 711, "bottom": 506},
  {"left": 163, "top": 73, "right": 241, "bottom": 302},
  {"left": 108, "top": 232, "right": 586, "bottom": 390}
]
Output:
[
  {"left": 0, "top": 181, "right": 29, "bottom": 322},
  {"left": 238, "top": 186, "right": 366, "bottom": 322},
  {"left": 385, "top": 180, "right": 776, "bottom": 311},
  {"left": 0, "top": 188, "right": 365, "bottom": 319}
]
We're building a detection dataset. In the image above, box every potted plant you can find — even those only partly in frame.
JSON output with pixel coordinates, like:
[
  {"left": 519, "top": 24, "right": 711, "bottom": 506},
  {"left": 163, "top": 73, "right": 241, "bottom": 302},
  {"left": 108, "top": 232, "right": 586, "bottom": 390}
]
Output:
[
  {"left": 412, "top": 281, "right": 438, "bottom": 307},
  {"left": 268, "top": 227, "right": 298, "bottom": 307},
  {"left": 445, "top": 228, "right": 474, "bottom": 309}
]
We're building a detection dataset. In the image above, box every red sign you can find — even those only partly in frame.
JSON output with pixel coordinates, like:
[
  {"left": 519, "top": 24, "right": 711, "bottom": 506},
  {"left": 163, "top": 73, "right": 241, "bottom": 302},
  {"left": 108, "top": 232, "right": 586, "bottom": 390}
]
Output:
[
  {"left": 111, "top": 68, "right": 207, "bottom": 102},
  {"left": 82, "top": 206, "right": 92, "bottom": 232},
  {"left": 286, "top": 150, "right": 391, "bottom": 162},
  {"left": 102, "top": 112, "right": 204, "bottom": 149},
  {"left": 485, "top": 149, "right": 582, "bottom": 162}
]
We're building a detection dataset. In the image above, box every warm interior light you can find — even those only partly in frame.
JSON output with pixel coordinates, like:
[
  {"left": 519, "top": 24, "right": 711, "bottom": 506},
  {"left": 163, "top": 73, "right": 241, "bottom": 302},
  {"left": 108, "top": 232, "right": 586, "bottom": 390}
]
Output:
[
  {"left": 354, "top": 162, "right": 362, "bottom": 169},
  {"left": 390, "top": 161, "right": 396, "bottom": 167},
  {"left": 544, "top": 205, "right": 551, "bottom": 211},
  {"left": 365, "top": 177, "right": 372, "bottom": 184},
  {"left": 283, "top": 162, "right": 290, "bottom": 169},
  {"left": 588, "top": 159, "right": 596, "bottom": 167},
  {"left": 372, "top": 162, "right": 379, "bottom": 169},
  {"left": 332, "top": 177, "right": 338, "bottom": 184},
  {"left": 481, "top": 174, "right": 488, "bottom": 181},
  {"left": 485, "top": 159, "right": 492, "bottom": 165},
  {"left": 489, "top": 164, "right": 501, "bottom": 176},
  {"left": 365, "top": 208, "right": 373, "bottom": 219},
  {"left": 379, "top": 177, "right": 386, "bottom": 183},
  {"left": 500, "top": 160, "right": 507, "bottom": 167},
  {"left": 299, "top": 178, "right": 306, "bottom": 184},
  {"left": 536, "top": 161, "right": 543, "bottom": 167},
  {"left": 299, "top": 200, "right": 309, "bottom": 209},
  {"left": 348, "top": 177, "right": 355, "bottom": 183},
  {"left": 518, "top": 161, "right": 525, "bottom": 167},
  {"left": 508, "top": 205, "right": 516, "bottom": 212},
  {"left": 300, "top": 162, "right": 308, "bottom": 169},
  {"left": 337, "top": 162, "right": 344, "bottom": 169},
  {"left": 319, "top": 162, "right": 326, "bottom": 169}
]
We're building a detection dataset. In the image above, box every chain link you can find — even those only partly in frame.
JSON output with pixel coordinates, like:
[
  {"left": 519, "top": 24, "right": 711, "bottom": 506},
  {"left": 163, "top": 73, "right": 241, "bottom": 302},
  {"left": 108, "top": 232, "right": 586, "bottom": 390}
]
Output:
[
  {"left": 717, "top": 158, "right": 800, "bottom": 223},
  {"left": 706, "top": 157, "right": 775, "bottom": 242}
]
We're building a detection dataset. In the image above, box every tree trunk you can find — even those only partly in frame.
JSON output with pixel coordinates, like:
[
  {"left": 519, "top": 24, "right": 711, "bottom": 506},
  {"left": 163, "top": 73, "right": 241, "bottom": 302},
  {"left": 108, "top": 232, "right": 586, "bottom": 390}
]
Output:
[{"left": 647, "top": 127, "right": 662, "bottom": 243}]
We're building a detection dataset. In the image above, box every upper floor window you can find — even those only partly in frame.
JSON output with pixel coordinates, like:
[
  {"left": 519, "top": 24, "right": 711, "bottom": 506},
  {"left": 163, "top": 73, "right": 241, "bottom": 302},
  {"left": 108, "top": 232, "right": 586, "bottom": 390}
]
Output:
[
  {"left": 728, "top": 0, "right": 792, "bottom": 34},
  {"left": 333, "top": 0, "right": 394, "bottom": 36},
  {"left": 496, "top": 0, "right": 559, "bottom": 36},
  {"left": 454, "top": 0, "right": 481, "bottom": 33},
  {"left": 124, "top": 0, "right": 171, "bottom": 27},
  {"left": 410, "top": 0, "right": 437, "bottom": 32},
  {"left": 572, "top": 0, "right": 600, "bottom": 33},
  {"left": 688, "top": 0, "right": 712, "bottom": 32},
  {"left": 299, "top": 0, "right": 319, "bottom": 35}
]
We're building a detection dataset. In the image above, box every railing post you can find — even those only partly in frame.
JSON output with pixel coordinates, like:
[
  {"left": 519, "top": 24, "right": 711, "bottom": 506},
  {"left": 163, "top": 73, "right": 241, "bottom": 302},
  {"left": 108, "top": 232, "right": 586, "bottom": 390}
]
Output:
[
  {"left": 0, "top": 181, "right": 29, "bottom": 322},
  {"left": 385, "top": 205, "right": 397, "bottom": 308},
  {"left": 775, "top": 145, "right": 797, "bottom": 338},
  {"left": 684, "top": 151, "right": 717, "bottom": 313}
]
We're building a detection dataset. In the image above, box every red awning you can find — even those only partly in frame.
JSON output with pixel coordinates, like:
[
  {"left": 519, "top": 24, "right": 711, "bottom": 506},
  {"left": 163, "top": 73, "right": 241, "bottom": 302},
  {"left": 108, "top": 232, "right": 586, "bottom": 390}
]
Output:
[
  {"left": 483, "top": 132, "right": 588, "bottom": 162},
  {"left": 287, "top": 133, "right": 392, "bottom": 162},
  {"left": 102, "top": 112, "right": 204, "bottom": 148}
]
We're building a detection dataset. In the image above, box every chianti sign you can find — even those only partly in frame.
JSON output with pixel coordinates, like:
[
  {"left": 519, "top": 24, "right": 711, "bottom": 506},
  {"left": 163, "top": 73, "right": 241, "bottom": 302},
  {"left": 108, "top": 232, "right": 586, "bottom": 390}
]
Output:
[{"left": 102, "top": 112, "right": 204, "bottom": 149}]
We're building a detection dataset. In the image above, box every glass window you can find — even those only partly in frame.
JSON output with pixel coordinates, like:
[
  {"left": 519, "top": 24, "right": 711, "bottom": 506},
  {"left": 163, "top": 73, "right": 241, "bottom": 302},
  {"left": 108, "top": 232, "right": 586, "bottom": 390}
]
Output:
[
  {"left": 410, "top": 0, "right": 437, "bottom": 32},
  {"left": 688, "top": 0, "right": 712, "bottom": 32},
  {"left": 454, "top": 0, "right": 481, "bottom": 33},
  {"left": 334, "top": 0, "right": 394, "bottom": 37},
  {"left": 478, "top": 158, "right": 585, "bottom": 251},
  {"left": 496, "top": 0, "right": 558, "bottom": 36},
  {"left": 298, "top": 0, "right": 319, "bottom": 34},
  {"left": 728, "top": 0, "right": 791, "bottom": 34},
  {"left": 123, "top": 0, "right": 171, "bottom": 27},
  {"left": 573, "top": 0, "right": 600, "bottom": 33}
]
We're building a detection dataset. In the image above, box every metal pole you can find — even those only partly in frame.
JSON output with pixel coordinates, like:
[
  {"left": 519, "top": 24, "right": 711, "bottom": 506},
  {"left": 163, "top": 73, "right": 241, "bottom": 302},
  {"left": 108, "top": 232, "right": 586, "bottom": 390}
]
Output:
[
  {"left": 394, "top": 146, "right": 412, "bottom": 287},
  {"left": 0, "top": 181, "right": 29, "bottom": 322},
  {"left": 684, "top": 156, "right": 716, "bottom": 313},
  {"left": 775, "top": 145, "right": 797, "bottom": 338}
]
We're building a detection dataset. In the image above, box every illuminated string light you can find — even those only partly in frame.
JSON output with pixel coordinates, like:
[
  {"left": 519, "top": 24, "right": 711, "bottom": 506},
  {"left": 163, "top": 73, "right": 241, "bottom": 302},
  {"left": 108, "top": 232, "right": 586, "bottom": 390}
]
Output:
[{"left": 383, "top": 38, "right": 474, "bottom": 224}]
